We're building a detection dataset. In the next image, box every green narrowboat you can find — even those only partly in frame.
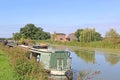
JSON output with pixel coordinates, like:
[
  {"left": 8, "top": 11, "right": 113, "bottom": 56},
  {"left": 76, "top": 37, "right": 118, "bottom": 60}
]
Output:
[{"left": 29, "top": 45, "right": 73, "bottom": 80}]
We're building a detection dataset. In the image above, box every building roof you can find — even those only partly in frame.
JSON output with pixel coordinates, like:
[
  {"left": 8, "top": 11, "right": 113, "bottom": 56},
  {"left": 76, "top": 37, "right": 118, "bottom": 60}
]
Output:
[
  {"left": 56, "top": 33, "right": 66, "bottom": 35},
  {"left": 67, "top": 33, "right": 75, "bottom": 38}
]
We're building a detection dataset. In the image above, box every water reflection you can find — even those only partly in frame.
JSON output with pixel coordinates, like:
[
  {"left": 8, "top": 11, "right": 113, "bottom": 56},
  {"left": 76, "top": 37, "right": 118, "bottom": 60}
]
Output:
[
  {"left": 52, "top": 45, "right": 120, "bottom": 80},
  {"left": 74, "top": 50, "right": 95, "bottom": 63},
  {"left": 105, "top": 54, "right": 120, "bottom": 65}
]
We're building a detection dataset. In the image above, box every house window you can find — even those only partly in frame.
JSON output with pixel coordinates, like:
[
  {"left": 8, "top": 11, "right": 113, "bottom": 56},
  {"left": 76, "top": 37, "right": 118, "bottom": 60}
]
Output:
[{"left": 60, "top": 38, "right": 63, "bottom": 40}]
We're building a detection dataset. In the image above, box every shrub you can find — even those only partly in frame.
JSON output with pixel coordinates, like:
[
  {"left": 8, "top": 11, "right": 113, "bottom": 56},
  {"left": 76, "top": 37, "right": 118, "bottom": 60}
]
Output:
[{"left": 0, "top": 44, "right": 47, "bottom": 80}]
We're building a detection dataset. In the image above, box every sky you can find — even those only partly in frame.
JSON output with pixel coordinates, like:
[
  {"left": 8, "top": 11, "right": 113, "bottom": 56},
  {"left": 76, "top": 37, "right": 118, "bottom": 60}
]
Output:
[{"left": 0, "top": 0, "right": 120, "bottom": 38}]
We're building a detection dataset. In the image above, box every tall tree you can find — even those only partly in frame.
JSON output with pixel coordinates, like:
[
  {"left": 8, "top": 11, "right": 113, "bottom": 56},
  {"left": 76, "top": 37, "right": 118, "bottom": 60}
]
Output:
[
  {"left": 75, "top": 29, "right": 83, "bottom": 42},
  {"left": 104, "top": 28, "right": 120, "bottom": 44},
  {"left": 13, "top": 32, "right": 21, "bottom": 40},
  {"left": 105, "top": 28, "right": 119, "bottom": 38},
  {"left": 93, "top": 32, "right": 102, "bottom": 41},
  {"left": 13, "top": 24, "right": 50, "bottom": 40},
  {"left": 75, "top": 28, "right": 102, "bottom": 42},
  {"left": 20, "top": 24, "right": 42, "bottom": 39}
]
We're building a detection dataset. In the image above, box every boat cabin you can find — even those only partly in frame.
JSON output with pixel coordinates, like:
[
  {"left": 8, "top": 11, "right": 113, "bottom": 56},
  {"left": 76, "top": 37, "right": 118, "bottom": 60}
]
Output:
[{"left": 28, "top": 45, "right": 73, "bottom": 79}]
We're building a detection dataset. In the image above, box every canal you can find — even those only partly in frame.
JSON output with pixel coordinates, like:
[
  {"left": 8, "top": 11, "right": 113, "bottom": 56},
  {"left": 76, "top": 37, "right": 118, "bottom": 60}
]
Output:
[{"left": 53, "top": 46, "right": 120, "bottom": 80}]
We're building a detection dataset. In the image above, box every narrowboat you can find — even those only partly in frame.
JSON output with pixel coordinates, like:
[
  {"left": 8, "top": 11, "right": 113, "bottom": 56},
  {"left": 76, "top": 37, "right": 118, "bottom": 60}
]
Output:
[{"left": 28, "top": 44, "right": 73, "bottom": 80}]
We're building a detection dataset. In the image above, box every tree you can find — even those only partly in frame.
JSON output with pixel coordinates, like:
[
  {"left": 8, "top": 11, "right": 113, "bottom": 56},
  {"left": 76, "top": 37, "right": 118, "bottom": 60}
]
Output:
[
  {"left": 93, "top": 32, "right": 102, "bottom": 41},
  {"left": 75, "top": 28, "right": 102, "bottom": 42},
  {"left": 13, "top": 32, "right": 21, "bottom": 40},
  {"left": 105, "top": 28, "right": 119, "bottom": 38},
  {"left": 75, "top": 29, "right": 83, "bottom": 42},
  {"left": 20, "top": 24, "right": 42, "bottom": 39},
  {"left": 104, "top": 28, "right": 120, "bottom": 44},
  {"left": 43, "top": 32, "right": 51, "bottom": 39},
  {"left": 13, "top": 24, "right": 51, "bottom": 40}
]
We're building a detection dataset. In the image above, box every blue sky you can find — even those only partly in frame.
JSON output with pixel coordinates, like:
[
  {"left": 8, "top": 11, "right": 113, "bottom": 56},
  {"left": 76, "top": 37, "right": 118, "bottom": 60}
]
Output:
[{"left": 0, "top": 0, "right": 120, "bottom": 38}]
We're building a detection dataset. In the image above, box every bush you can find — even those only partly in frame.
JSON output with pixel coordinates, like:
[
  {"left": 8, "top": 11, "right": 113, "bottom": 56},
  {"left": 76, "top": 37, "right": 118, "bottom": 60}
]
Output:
[{"left": 0, "top": 44, "right": 47, "bottom": 80}]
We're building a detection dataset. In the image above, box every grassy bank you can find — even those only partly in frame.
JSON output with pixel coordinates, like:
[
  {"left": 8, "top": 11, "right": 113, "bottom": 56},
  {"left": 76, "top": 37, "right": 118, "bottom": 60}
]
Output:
[
  {"left": 0, "top": 44, "right": 47, "bottom": 80},
  {"left": 0, "top": 50, "right": 16, "bottom": 80},
  {"left": 34, "top": 40, "right": 120, "bottom": 49}
]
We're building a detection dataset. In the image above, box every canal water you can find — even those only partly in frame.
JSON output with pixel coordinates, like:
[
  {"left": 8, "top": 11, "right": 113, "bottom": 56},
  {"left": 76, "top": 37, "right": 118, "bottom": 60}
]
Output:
[{"left": 53, "top": 46, "right": 120, "bottom": 80}]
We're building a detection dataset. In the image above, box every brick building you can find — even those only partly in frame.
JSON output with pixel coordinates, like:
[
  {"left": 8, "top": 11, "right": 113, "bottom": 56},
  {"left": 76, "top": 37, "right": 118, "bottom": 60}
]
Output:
[
  {"left": 54, "top": 33, "right": 66, "bottom": 42},
  {"left": 66, "top": 33, "right": 76, "bottom": 41}
]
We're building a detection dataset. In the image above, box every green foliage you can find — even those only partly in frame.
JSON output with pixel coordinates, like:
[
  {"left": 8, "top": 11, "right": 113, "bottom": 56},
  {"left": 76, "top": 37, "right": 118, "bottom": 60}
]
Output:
[
  {"left": 93, "top": 32, "right": 102, "bottom": 41},
  {"left": 20, "top": 24, "right": 40, "bottom": 39},
  {"left": 0, "top": 38, "right": 6, "bottom": 40},
  {"left": 104, "top": 28, "right": 120, "bottom": 44},
  {"left": 75, "top": 28, "right": 102, "bottom": 42},
  {"left": 17, "top": 37, "right": 34, "bottom": 45},
  {"left": 51, "top": 32, "right": 57, "bottom": 40},
  {"left": 0, "top": 44, "right": 47, "bottom": 80},
  {"left": 75, "top": 29, "right": 83, "bottom": 42},
  {"left": 13, "top": 23, "right": 51, "bottom": 40},
  {"left": 14, "top": 54, "right": 47, "bottom": 80},
  {"left": 105, "top": 28, "right": 119, "bottom": 38},
  {"left": 37, "top": 39, "right": 120, "bottom": 49},
  {"left": 0, "top": 50, "right": 17, "bottom": 80},
  {"left": 13, "top": 32, "right": 22, "bottom": 40}
]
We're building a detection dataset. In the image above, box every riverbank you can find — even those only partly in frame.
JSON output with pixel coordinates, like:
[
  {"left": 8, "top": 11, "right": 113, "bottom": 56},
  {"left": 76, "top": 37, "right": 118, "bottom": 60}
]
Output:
[
  {"left": 52, "top": 45, "right": 120, "bottom": 55},
  {"left": 0, "top": 44, "right": 47, "bottom": 80},
  {"left": 0, "top": 50, "right": 17, "bottom": 80},
  {"left": 34, "top": 40, "right": 120, "bottom": 54}
]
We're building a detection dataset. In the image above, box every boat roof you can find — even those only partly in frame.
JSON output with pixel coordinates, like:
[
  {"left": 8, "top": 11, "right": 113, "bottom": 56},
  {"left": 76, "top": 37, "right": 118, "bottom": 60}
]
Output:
[
  {"left": 29, "top": 47, "right": 54, "bottom": 53},
  {"left": 29, "top": 47, "right": 69, "bottom": 54}
]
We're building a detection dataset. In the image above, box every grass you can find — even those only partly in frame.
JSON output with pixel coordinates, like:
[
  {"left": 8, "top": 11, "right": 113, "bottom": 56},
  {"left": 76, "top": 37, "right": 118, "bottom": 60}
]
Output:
[
  {"left": 34, "top": 40, "right": 120, "bottom": 49},
  {"left": 0, "top": 50, "right": 17, "bottom": 80},
  {"left": 0, "top": 44, "right": 47, "bottom": 80}
]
